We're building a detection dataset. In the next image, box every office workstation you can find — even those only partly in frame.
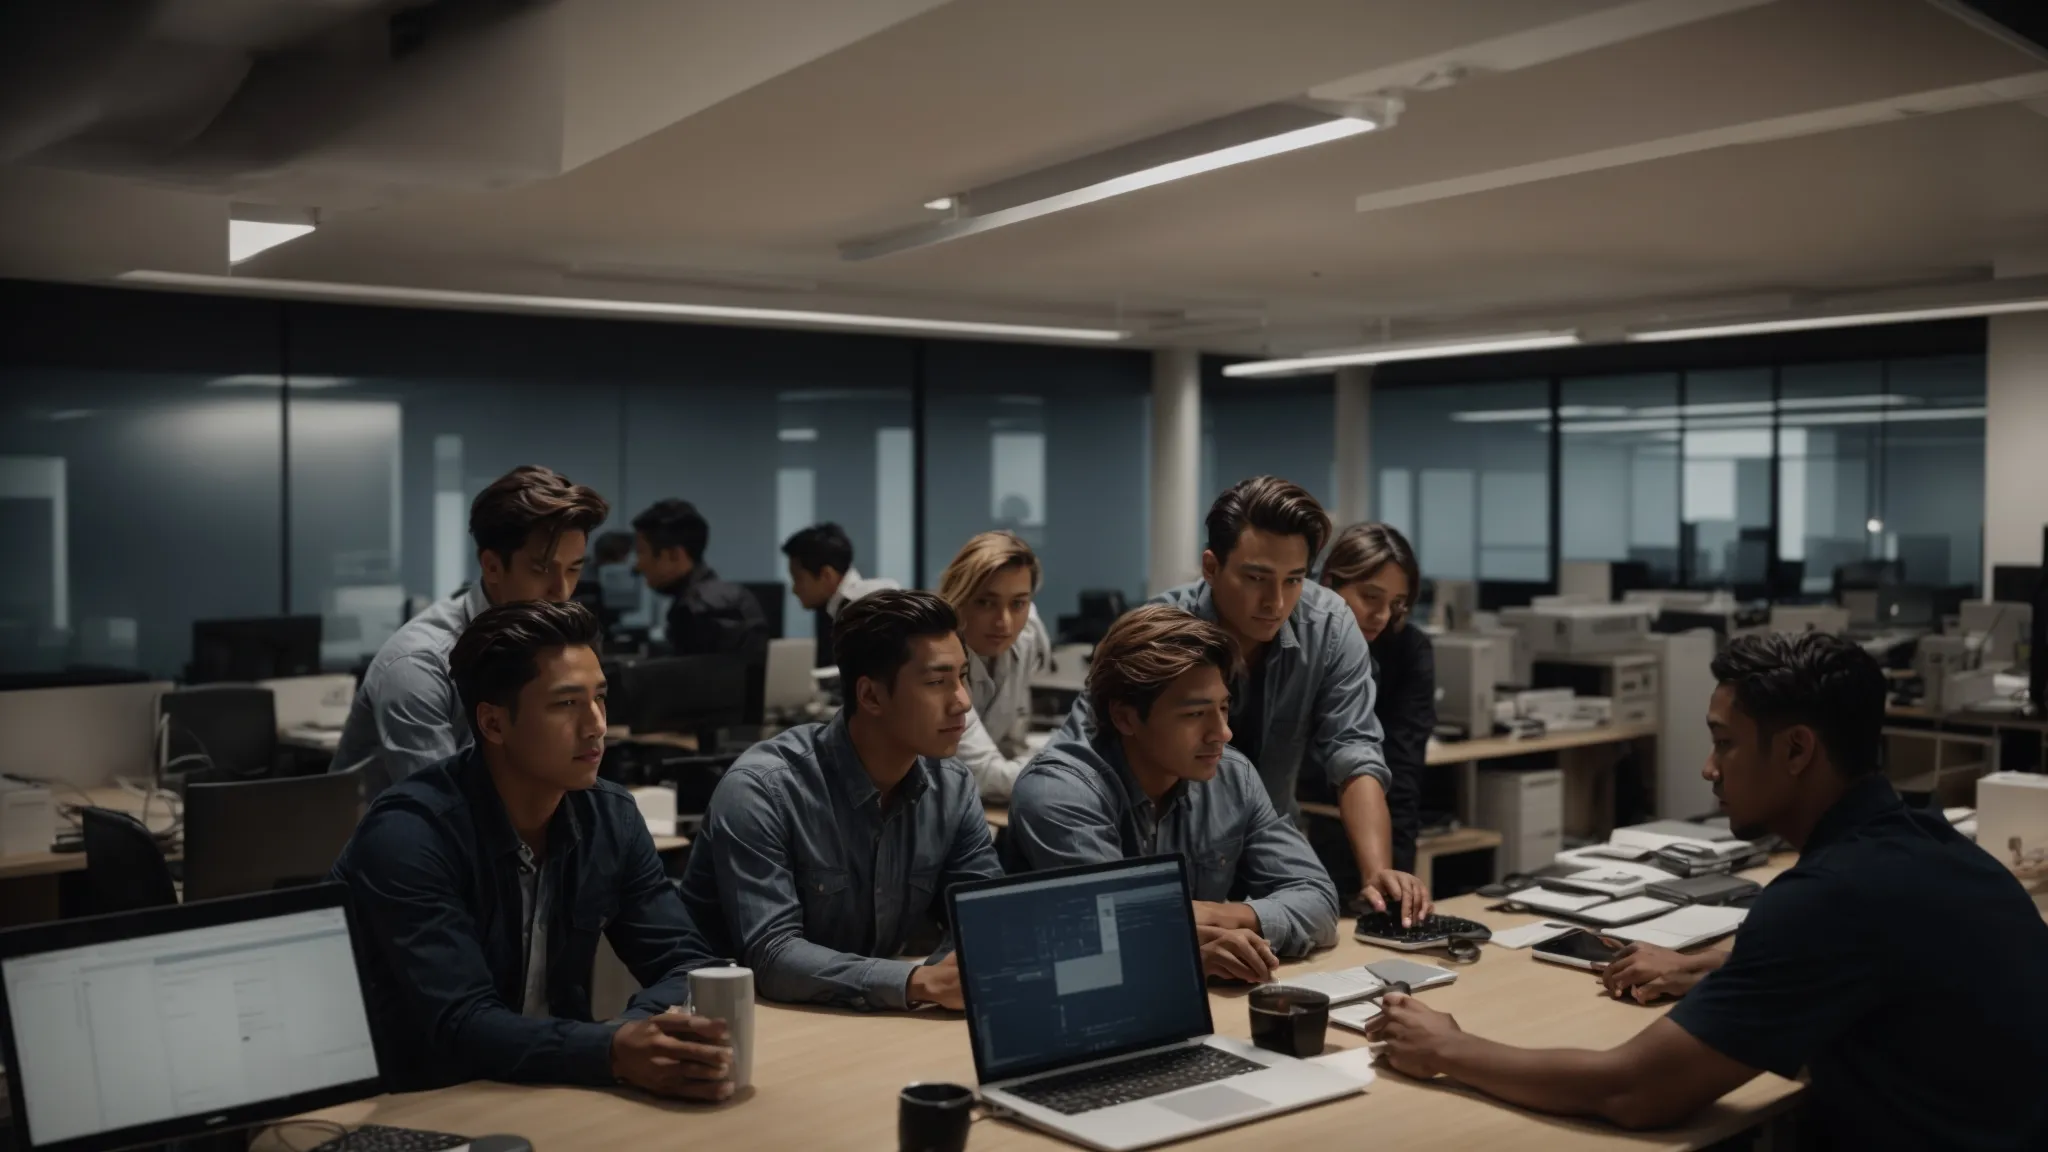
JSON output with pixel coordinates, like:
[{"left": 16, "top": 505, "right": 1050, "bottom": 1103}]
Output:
[{"left": 7, "top": 1, "right": 2048, "bottom": 1150}]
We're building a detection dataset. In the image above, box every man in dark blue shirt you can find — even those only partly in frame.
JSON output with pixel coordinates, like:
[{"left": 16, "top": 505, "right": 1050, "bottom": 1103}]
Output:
[
  {"left": 1368, "top": 631, "right": 2048, "bottom": 1147},
  {"left": 333, "top": 600, "right": 737, "bottom": 1101}
]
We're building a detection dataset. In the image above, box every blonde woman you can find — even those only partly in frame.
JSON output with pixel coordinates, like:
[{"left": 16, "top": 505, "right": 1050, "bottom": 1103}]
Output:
[{"left": 937, "top": 531, "right": 1052, "bottom": 802}]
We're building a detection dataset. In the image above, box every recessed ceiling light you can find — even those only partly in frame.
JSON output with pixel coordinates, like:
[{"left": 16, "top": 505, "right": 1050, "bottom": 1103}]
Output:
[
  {"left": 1867, "top": 518, "right": 1885, "bottom": 534},
  {"left": 778, "top": 427, "right": 819, "bottom": 442},
  {"left": 923, "top": 197, "right": 955, "bottom": 211}
]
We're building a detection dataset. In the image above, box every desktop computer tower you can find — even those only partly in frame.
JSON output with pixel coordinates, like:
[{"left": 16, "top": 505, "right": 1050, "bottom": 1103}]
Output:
[{"left": 1476, "top": 767, "right": 1563, "bottom": 881}]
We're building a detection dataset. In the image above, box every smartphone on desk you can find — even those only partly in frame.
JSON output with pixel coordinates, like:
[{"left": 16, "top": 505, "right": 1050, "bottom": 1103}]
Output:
[{"left": 1531, "top": 929, "right": 1625, "bottom": 972}]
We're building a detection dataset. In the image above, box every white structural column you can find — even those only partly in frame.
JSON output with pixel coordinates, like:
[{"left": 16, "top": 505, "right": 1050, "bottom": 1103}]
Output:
[
  {"left": 1985, "top": 311, "right": 2048, "bottom": 588},
  {"left": 1149, "top": 348, "right": 1202, "bottom": 596},
  {"left": 1333, "top": 366, "right": 1374, "bottom": 530}
]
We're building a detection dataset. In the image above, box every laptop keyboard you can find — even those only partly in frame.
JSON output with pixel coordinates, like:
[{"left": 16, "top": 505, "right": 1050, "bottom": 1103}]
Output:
[{"left": 1009, "top": 1046, "right": 1265, "bottom": 1116}]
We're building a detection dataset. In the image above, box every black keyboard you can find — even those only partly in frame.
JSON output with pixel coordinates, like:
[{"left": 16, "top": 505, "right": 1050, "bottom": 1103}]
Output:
[
  {"left": 1009, "top": 1046, "right": 1264, "bottom": 1116},
  {"left": 306, "top": 1125, "right": 471, "bottom": 1152},
  {"left": 1354, "top": 910, "right": 1491, "bottom": 946}
]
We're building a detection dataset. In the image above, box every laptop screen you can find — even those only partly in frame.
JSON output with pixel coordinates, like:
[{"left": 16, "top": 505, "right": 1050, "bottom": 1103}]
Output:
[
  {"left": 1, "top": 899, "right": 379, "bottom": 1150},
  {"left": 954, "top": 857, "right": 1210, "bottom": 1084}
]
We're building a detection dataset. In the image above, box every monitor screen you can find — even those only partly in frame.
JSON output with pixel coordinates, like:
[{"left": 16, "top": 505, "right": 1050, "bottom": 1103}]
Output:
[
  {"left": 1, "top": 900, "right": 378, "bottom": 1150},
  {"left": 953, "top": 857, "right": 1209, "bottom": 1084}
]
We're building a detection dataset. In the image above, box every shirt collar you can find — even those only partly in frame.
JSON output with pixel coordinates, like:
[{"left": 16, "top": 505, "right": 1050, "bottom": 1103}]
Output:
[
  {"left": 1191, "top": 582, "right": 1302, "bottom": 659},
  {"left": 827, "top": 566, "right": 866, "bottom": 616},
  {"left": 1802, "top": 773, "right": 1903, "bottom": 854},
  {"left": 458, "top": 581, "right": 491, "bottom": 625},
  {"left": 822, "top": 712, "right": 933, "bottom": 811},
  {"left": 1089, "top": 727, "right": 1187, "bottom": 818},
  {"left": 455, "top": 746, "right": 587, "bottom": 862}
]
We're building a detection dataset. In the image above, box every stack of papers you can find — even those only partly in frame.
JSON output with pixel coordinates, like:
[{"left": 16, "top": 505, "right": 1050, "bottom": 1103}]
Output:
[{"left": 1605, "top": 905, "right": 1747, "bottom": 949}]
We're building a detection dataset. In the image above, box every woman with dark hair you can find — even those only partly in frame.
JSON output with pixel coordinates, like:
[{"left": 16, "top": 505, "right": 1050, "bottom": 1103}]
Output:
[{"left": 1314, "top": 522, "right": 1433, "bottom": 887}]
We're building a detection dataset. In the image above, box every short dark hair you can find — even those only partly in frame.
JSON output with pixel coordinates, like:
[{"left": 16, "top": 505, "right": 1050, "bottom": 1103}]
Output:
[
  {"left": 449, "top": 600, "right": 603, "bottom": 739},
  {"left": 782, "top": 522, "right": 854, "bottom": 577},
  {"left": 470, "top": 466, "right": 610, "bottom": 566},
  {"left": 834, "top": 589, "right": 958, "bottom": 694},
  {"left": 592, "top": 530, "right": 634, "bottom": 566},
  {"left": 633, "top": 499, "right": 710, "bottom": 563},
  {"left": 1710, "top": 631, "right": 1886, "bottom": 776},
  {"left": 1322, "top": 522, "right": 1422, "bottom": 631},
  {"left": 1088, "top": 605, "right": 1242, "bottom": 721},
  {"left": 1205, "top": 476, "right": 1331, "bottom": 564}
]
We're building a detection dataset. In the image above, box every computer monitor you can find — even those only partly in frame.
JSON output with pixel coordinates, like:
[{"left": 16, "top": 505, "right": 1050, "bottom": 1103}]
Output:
[
  {"left": 1832, "top": 559, "right": 1904, "bottom": 597},
  {"left": 609, "top": 654, "right": 749, "bottom": 736},
  {"left": 950, "top": 856, "right": 1209, "bottom": 1086},
  {"left": 188, "top": 616, "right": 321, "bottom": 684},
  {"left": 741, "top": 582, "right": 787, "bottom": 640},
  {"left": 1994, "top": 564, "right": 2042, "bottom": 606},
  {"left": 0, "top": 884, "right": 381, "bottom": 1152}
]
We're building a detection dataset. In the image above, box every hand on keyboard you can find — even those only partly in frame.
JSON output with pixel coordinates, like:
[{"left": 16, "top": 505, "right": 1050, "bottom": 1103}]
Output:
[
  {"left": 1197, "top": 925, "right": 1278, "bottom": 984},
  {"left": 1362, "top": 870, "right": 1434, "bottom": 924}
]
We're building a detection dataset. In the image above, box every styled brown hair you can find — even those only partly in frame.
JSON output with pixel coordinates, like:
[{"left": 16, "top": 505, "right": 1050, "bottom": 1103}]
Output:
[
  {"left": 1087, "top": 605, "right": 1242, "bottom": 721},
  {"left": 834, "top": 589, "right": 960, "bottom": 694},
  {"left": 937, "top": 531, "right": 1041, "bottom": 612},
  {"left": 449, "top": 600, "right": 603, "bottom": 739},
  {"left": 1321, "top": 522, "right": 1422, "bottom": 632},
  {"left": 469, "top": 465, "right": 610, "bottom": 566},
  {"left": 1205, "top": 476, "right": 1331, "bottom": 564}
]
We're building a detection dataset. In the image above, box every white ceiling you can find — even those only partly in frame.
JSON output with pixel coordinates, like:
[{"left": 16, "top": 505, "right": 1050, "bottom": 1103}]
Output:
[{"left": 7, "top": 0, "right": 2048, "bottom": 353}]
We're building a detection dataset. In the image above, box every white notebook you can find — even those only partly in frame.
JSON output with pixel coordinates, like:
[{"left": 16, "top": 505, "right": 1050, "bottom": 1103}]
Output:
[
  {"left": 1508, "top": 887, "right": 1612, "bottom": 915},
  {"left": 1605, "top": 905, "right": 1747, "bottom": 950}
]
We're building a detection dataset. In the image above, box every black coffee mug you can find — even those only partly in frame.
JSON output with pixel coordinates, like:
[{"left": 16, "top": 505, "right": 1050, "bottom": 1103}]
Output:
[
  {"left": 1248, "top": 985, "right": 1331, "bottom": 1058},
  {"left": 900, "top": 1081, "right": 975, "bottom": 1152}
]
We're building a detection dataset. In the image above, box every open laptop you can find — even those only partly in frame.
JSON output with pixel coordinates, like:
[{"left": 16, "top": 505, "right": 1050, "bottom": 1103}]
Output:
[
  {"left": 950, "top": 856, "right": 1361, "bottom": 1151},
  {"left": 0, "top": 885, "right": 471, "bottom": 1152}
]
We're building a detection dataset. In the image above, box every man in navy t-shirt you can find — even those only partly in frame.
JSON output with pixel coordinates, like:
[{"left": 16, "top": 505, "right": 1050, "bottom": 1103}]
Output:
[{"left": 1368, "top": 631, "right": 2048, "bottom": 1148}]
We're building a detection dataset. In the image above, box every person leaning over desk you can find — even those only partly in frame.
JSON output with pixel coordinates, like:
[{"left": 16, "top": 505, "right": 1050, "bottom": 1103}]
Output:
[
  {"left": 679, "top": 589, "right": 1004, "bottom": 1012},
  {"left": 935, "top": 530, "right": 1052, "bottom": 802},
  {"left": 333, "top": 465, "right": 608, "bottom": 796},
  {"left": 1064, "top": 476, "right": 1431, "bottom": 922},
  {"left": 331, "top": 600, "right": 737, "bottom": 1101},
  {"left": 1006, "top": 604, "right": 1339, "bottom": 984},
  {"left": 1304, "top": 522, "right": 1432, "bottom": 886},
  {"left": 1369, "top": 631, "right": 2048, "bottom": 1147}
]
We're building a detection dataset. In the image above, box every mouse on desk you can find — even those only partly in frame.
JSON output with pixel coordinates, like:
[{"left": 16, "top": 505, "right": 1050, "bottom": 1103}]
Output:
[{"left": 467, "top": 1137, "right": 531, "bottom": 1152}]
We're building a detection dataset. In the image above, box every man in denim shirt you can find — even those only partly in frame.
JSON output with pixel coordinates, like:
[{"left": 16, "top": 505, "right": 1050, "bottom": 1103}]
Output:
[
  {"left": 680, "top": 590, "right": 1003, "bottom": 1011},
  {"left": 333, "top": 601, "right": 736, "bottom": 1100},
  {"left": 1066, "top": 476, "right": 1429, "bottom": 923},
  {"left": 1008, "top": 605, "right": 1338, "bottom": 983}
]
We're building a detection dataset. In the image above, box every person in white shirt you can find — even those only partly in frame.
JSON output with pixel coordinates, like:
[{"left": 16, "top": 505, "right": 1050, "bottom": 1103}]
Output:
[
  {"left": 782, "top": 522, "right": 900, "bottom": 667},
  {"left": 936, "top": 531, "right": 1052, "bottom": 802}
]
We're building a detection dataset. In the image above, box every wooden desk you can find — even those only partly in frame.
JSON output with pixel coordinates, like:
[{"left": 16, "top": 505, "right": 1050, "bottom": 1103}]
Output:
[
  {"left": 985, "top": 804, "right": 1010, "bottom": 830},
  {"left": 0, "top": 785, "right": 177, "bottom": 881},
  {"left": 273, "top": 871, "right": 1800, "bottom": 1152}
]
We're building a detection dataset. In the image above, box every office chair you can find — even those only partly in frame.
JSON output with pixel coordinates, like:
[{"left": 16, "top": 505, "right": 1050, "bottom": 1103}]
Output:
[
  {"left": 79, "top": 807, "right": 179, "bottom": 915},
  {"left": 180, "top": 769, "right": 364, "bottom": 902},
  {"left": 159, "top": 684, "right": 278, "bottom": 784}
]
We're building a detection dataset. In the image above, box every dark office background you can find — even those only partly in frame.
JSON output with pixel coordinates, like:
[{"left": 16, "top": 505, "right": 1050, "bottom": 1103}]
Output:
[{"left": 0, "top": 280, "right": 1986, "bottom": 679}]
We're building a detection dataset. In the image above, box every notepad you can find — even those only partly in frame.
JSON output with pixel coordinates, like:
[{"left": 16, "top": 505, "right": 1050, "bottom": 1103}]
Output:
[
  {"left": 1508, "top": 887, "right": 1612, "bottom": 915},
  {"left": 1605, "top": 905, "right": 1747, "bottom": 950},
  {"left": 1575, "top": 896, "right": 1679, "bottom": 926}
]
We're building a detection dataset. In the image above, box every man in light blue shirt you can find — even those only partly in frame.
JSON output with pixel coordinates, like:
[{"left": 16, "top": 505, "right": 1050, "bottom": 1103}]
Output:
[
  {"left": 333, "top": 465, "right": 609, "bottom": 796},
  {"left": 680, "top": 590, "right": 1003, "bottom": 1011},
  {"left": 1008, "top": 604, "right": 1338, "bottom": 983},
  {"left": 1066, "top": 476, "right": 1429, "bottom": 921}
]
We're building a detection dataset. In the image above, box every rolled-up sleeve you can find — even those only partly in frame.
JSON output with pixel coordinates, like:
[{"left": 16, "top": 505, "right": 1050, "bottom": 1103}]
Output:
[
  {"left": 701, "top": 769, "right": 918, "bottom": 1010},
  {"left": 1007, "top": 766, "right": 1124, "bottom": 872},
  {"left": 1234, "top": 777, "right": 1341, "bottom": 955},
  {"left": 1311, "top": 620, "right": 1390, "bottom": 793}
]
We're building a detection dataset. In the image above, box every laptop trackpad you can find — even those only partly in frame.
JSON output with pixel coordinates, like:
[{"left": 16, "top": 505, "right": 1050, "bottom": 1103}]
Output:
[{"left": 1155, "top": 1084, "right": 1269, "bottom": 1122}]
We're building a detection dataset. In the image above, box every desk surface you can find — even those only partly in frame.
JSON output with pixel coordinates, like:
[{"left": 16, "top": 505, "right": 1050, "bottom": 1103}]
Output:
[
  {"left": 275, "top": 867, "right": 1801, "bottom": 1152},
  {"left": 1425, "top": 720, "right": 1659, "bottom": 767},
  {"left": 0, "top": 785, "right": 176, "bottom": 880}
]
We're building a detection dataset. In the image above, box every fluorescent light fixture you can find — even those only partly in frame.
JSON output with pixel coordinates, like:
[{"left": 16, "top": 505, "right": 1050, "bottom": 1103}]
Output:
[
  {"left": 922, "top": 197, "right": 955, "bottom": 211},
  {"left": 1453, "top": 404, "right": 1627, "bottom": 423},
  {"left": 205, "top": 375, "right": 349, "bottom": 389},
  {"left": 45, "top": 409, "right": 95, "bottom": 421},
  {"left": 116, "top": 271, "right": 1131, "bottom": 344},
  {"left": 844, "top": 104, "right": 1384, "bottom": 261},
  {"left": 229, "top": 220, "right": 315, "bottom": 264},
  {"left": 1224, "top": 330, "right": 1581, "bottom": 379},
  {"left": 1629, "top": 298, "right": 2048, "bottom": 341},
  {"left": 778, "top": 427, "right": 819, "bottom": 443}
]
